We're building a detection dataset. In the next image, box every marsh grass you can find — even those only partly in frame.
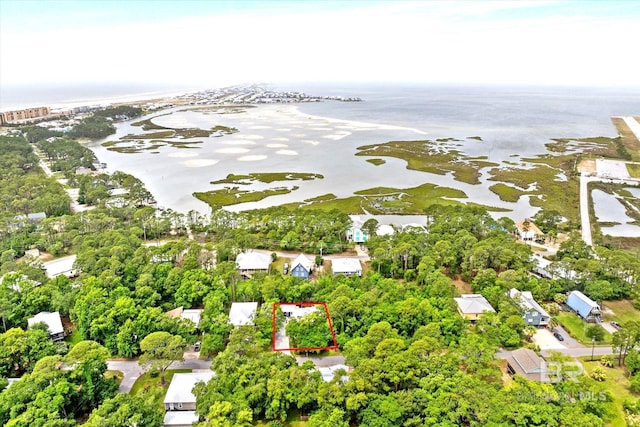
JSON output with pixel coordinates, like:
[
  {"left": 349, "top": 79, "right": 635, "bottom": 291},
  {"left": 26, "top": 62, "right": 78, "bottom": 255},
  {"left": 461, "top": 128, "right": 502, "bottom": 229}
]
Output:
[
  {"left": 212, "top": 172, "right": 323, "bottom": 185},
  {"left": 194, "top": 186, "right": 298, "bottom": 210}
]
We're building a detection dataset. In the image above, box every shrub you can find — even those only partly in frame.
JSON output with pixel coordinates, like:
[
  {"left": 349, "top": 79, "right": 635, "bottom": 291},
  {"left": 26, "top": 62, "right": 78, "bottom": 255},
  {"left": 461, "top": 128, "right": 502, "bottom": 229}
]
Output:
[
  {"left": 600, "top": 355, "right": 615, "bottom": 368},
  {"left": 590, "top": 367, "right": 606, "bottom": 381},
  {"left": 631, "top": 374, "right": 640, "bottom": 394}
]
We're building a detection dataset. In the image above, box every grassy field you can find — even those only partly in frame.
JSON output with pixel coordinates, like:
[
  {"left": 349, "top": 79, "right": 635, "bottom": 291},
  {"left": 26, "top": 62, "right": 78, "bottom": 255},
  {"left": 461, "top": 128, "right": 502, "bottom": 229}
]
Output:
[
  {"left": 65, "top": 329, "right": 83, "bottom": 347},
  {"left": 212, "top": 172, "right": 323, "bottom": 185},
  {"left": 104, "top": 370, "right": 124, "bottom": 386},
  {"left": 627, "top": 163, "right": 640, "bottom": 178},
  {"left": 254, "top": 408, "right": 308, "bottom": 427},
  {"left": 366, "top": 158, "right": 386, "bottom": 166},
  {"left": 488, "top": 155, "right": 580, "bottom": 224},
  {"left": 555, "top": 312, "right": 612, "bottom": 344},
  {"left": 581, "top": 358, "right": 637, "bottom": 427},
  {"left": 612, "top": 117, "right": 640, "bottom": 161},
  {"left": 602, "top": 299, "right": 640, "bottom": 325},
  {"left": 488, "top": 183, "right": 528, "bottom": 202},
  {"left": 297, "top": 182, "right": 468, "bottom": 214},
  {"left": 129, "top": 368, "right": 192, "bottom": 396},
  {"left": 194, "top": 186, "right": 298, "bottom": 210},
  {"left": 356, "top": 140, "right": 499, "bottom": 185}
]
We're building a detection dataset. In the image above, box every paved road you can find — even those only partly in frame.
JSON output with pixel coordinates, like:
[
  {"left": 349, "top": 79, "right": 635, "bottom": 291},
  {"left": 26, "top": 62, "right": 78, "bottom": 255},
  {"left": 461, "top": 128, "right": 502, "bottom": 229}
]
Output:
[
  {"left": 621, "top": 116, "right": 640, "bottom": 142},
  {"left": 107, "top": 360, "right": 146, "bottom": 393},
  {"left": 253, "top": 249, "right": 370, "bottom": 262},
  {"left": 580, "top": 174, "right": 594, "bottom": 246},
  {"left": 295, "top": 355, "right": 346, "bottom": 367}
]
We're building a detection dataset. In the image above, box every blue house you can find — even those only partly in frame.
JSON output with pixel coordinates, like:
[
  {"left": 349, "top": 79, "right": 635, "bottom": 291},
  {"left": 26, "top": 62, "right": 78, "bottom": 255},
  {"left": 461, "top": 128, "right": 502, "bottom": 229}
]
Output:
[
  {"left": 291, "top": 254, "right": 312, "bottom": 279},
  {"left": 566, "top": 290, "right": 601, "bottom": 321}
]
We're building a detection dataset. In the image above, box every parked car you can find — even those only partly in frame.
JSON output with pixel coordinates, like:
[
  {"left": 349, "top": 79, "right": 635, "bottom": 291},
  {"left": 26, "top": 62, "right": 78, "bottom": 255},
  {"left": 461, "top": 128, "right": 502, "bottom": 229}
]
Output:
[
  {"left": 611, "top": 321, "right": 621, "bottom": 329},
  {"left": 553, "top": 331, "right": 564, "bottom": 341},
  {"left": 283, "top": 262, "right": 289, "bottom": 274},
  {"left": 194, "top": 341, "right": 201, "bottom": 351}
]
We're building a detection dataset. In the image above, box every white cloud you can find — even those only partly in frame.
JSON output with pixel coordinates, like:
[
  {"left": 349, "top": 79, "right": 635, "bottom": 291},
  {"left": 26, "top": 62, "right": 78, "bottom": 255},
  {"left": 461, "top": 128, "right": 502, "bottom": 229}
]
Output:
[{"left": 1, "top": 1, "right": 638, "bottom": 87}]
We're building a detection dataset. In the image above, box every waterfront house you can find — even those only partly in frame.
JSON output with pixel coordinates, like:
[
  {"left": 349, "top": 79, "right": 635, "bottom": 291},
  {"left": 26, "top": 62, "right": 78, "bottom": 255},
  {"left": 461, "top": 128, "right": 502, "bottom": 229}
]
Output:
[
  {"left": 346, "top": 216, "right": 369, "bottom": 243},
  {"left": 27, "top": 311, "right": 64, "bottom": 341},
  {"left": 516, "top": 220, "right": 543, "bottom": 242},
  {"left": 291, "top": 253, "right": 312, "bottom": 279},
  {"left": 566, "top": 290, "right": 601, "bottom": 321},
  {"left": 454, "top": 294, "right": 495, "bottom": 321},
  {"left": 508, "top": 288, "right": 550, "bottom": 327}
]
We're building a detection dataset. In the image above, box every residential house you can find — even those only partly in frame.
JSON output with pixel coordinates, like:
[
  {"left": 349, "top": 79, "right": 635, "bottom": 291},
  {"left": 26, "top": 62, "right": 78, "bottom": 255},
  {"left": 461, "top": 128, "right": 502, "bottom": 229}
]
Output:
[
  {"left": 508, "top": 288, "right": 550, "bottom": 327},
  {"left": 505, "top": 348, "right": 550, "bottom": 382},
  {"left": 346, "top": 216, "right": 368, "bottom": 243},
  {"left": 163, "top": 411, "right": 200, "bottom": 427},
  {"left": 26, "top": 212, "right": 47, "bottom": 224},
  {"left": 27, "top": 311, "right": 64, "bottom": 341},
  {"left": 280, "top": 304, "right": 318, "bottom": 320},
  {"left": 291, "top": 254, "right": 312, "bottom": 279},
  {"left": 42, "top": 254, "right": 78, "bottom": 278},
  {"left": 515, "top": 219, "right": 543, "bottom": 242},
  {"left": 164, "top": 372, "right": 215, "bottom": 411},
  {"left": 228, "top": 302, "right": 259, "bottom": 326},
  {"left": 454, "top": 294, "right": 495, "bottom": 321},
  {"left": 317, "top": 364, "right": 350, "bottom": 383},
  {"left": 236, "top": 251, "right": 271, "bottom": 278},
  {"left": 566, "top": 290, "right": 601, "bottom": 322},
  {"left": 74, "top": 166, "right": 93, "bottom": 175},
  {"left": 331, "top": 258, "right": 362, "bottom": 277},
  {"left": 166, "top": 307, "right": 203, "bottom": 330}
]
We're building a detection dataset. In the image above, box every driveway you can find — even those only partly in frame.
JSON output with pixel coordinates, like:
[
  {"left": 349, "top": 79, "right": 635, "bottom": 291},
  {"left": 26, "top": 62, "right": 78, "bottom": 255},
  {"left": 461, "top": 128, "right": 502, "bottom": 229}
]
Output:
[
  {"left": 532, "top": 329, "right": 567, "bottom": 351},
  {"left": 107, "top": 360, "right": 145, "bottom": 393},
  {"left": 274, "top": 323, "right": 291, "bottom": 354},
  {"left": 108, "top": 357, "right": 212, "bottom": 393},
  {"left": 296, "top": 355, "right": 346, "bottom": 367}
]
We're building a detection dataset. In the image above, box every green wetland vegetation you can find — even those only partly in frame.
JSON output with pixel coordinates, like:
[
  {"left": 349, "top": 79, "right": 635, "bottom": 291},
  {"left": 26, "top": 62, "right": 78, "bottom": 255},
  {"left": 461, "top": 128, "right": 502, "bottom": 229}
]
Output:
[
  {"left": 356, "top": 139, "right": 499, "bottom": 185},
  {"left": 194, "top": 185, "right": 298, "bottom": 210},
  {"left": 212, "top": 172, "right": 324, "bottom": 185}
]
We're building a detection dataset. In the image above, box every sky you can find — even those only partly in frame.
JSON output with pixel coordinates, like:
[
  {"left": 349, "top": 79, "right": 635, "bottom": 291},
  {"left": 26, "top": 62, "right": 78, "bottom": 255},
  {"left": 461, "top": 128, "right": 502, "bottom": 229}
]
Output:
[{"left": 1, "top": 0, "right": 639, "bottom": 91}]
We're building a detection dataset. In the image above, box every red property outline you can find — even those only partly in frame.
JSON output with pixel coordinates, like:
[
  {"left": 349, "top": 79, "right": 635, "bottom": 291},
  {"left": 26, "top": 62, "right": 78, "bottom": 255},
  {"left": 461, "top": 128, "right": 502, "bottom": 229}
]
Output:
[{"left": 272, "top": 302, "right": 338, "bottom": 352}]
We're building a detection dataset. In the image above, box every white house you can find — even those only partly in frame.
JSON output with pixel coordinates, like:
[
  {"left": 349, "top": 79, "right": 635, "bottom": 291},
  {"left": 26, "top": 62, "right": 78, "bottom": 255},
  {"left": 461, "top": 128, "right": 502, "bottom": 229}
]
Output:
[
  {"left": 515, "top": 220, "right": 543, "bottom": 241},
  {"left": 163, "top": 410, "right": 200, "bottom": 427},
  {"left": 166, "top": 307, "right": 203, "bottom": 329},
  {"left": 317, "top": 364, "right": 350, "bottom": 383},
  {"left": 27, "top": 311, "right": 64, "bottom": 341},
  {"left": 331, "top": 258, "right": 362, "bottom": 277},
  {"left": 164, "top": 372, "right": 215, "bottom": 411},
  {"left": 228, "top": 302, "right": 259, "bottom": 326},
  {"left": 236, "top": 251, "right": 271, "bottom": 277}
]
